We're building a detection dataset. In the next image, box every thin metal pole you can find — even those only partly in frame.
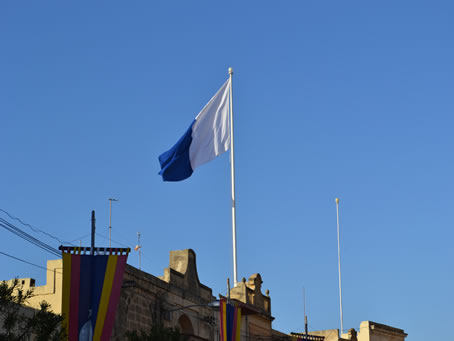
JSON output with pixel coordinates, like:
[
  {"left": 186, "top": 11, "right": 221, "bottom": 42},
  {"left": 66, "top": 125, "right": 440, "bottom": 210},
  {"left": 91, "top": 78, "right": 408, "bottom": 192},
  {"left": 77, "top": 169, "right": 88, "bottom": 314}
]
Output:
[
  {"left": 228, "top": 67, "right": 238, "bottom": 287},
  {"left": 227, "top": 278, "right": 231, "bottom": 303},
  {"left": 137, "top": 232, "right": 141, "bottom": 270},
  {"left": 304, "top": 287, "right": 308, "bottom": 336},
  {"left": 91, "top": 210, "right": 96, "bottom": 254},
  {"left": 108, "top": 198, "right": 118, "bottom": 248},
  {"left": 336, "top": 198, "right": 344, "bottom": 335},
  {"left": 109, "top": 200, "right": 112, "bottom": 247}
]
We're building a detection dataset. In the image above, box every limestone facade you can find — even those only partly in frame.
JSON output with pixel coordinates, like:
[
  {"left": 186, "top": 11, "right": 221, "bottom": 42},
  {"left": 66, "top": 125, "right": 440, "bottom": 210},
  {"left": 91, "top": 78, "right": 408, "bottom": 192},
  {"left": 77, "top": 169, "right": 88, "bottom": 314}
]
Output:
[
  {"left": 355, "top": 321, "right": 407, "bottom": 341},
  {"left": 228, "top": 274, "right": 275, "bottom": 339},
  {"left": 309, "top": 321, "right": 407, "bottom": 341},
  {"left": 6, "top": 259, "right": 63, "bottom": 315},
  {"left": 113, "top": 249, "right": 217, "bottom": 340}
]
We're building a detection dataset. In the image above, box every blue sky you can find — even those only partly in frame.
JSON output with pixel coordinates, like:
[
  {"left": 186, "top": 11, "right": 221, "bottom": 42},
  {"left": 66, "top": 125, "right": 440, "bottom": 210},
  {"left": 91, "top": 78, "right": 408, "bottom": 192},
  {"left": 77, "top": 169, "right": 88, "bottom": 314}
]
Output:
[{"left": 1, "top": 1, "right": 453, "bottom": 340}]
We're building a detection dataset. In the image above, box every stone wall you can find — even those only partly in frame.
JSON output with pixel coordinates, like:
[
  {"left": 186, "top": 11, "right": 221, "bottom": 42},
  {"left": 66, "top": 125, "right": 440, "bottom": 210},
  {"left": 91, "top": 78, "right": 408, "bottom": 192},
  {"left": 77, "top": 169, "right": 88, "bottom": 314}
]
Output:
[
  {"left": 356, "top": 321, "right": 407, "bottom": 341},
  {"left": 5, "top": 259, "right": 62, "bottom": 315},
  {"left": 229, "top": 273, "right": 275, "bottom": 340},
  {"left": 311, "top": 321, "right": 407, "bottom": 341},
  {"left": 112, "top": 249, "right": 217, "bottom": 340}
]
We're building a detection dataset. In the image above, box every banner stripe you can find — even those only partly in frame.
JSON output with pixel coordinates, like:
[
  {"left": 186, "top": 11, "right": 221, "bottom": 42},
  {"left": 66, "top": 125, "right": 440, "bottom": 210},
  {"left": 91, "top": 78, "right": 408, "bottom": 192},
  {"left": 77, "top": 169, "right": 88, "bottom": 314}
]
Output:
[
  {"left": 226, "top": 304, "right": 234, "bottom": 341},
  {"left": 231, "top": 307, "right": 237, "bottom": 341},
  {"left": 68, "top": 255, "right": 81, "bottom": 340},
  {"left": 100, "top": 255, "right": 128, "bottom": 341},
  {"left": 235, "top": 308, "right": 241, "bottom": 341},
  {"left": 77, "top": 255, "right": 93, "bottom": 334},
  {"left": 93, "top": 255, "right": 118, "bottom": 340},
  {"left": 90, "top": 255, "right": 109, "bottom": 331},
  {"left": 222, "top": 300, "right": 227, "bottom": 341},
  {"left": 219, "top": 300, "right": 223, "bottom": 340},
  {"left": 62, "top": 252, "right": 71, "bottom": 337},
  {"left": 219, "top": 299, "right": 224, "bottom": 341}
]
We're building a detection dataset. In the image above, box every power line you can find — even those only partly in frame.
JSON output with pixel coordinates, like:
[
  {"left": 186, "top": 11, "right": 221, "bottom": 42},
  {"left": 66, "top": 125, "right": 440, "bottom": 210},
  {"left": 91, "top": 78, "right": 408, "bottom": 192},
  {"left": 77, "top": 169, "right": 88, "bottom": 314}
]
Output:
[
  {"left": 0, "top": 250, "right": 62, "bottom": 275},
  {"left": 100, "top": 226, "right": 136, "bottom": 248},
  {"left": 95, "top": 232, "right": 131, "bottom": 249},
  {"left": 0, "top": 218, "right": 60, "bottom": 257},
  {"left": 100, "top": 228, "right": 157, "bottom": 266},
  {"left": 68, "top": 233, "right": 91, "bottom": 244},
  {"left": 0, "top": 218, "right": 60, "bottom": 256},
  {"left": 96, "top": 230, "right": 157, "bottom": 270},
  {"left": 0, "top": 208, "right": 73, "bottom": 245}
]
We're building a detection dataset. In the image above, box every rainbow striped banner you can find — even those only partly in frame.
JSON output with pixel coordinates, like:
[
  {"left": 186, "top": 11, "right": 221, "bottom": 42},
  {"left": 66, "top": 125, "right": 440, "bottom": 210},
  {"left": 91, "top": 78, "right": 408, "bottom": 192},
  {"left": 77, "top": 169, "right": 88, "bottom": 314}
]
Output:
[
  {"left": 219, "top": 298, "right": 241, "bottom": 341},
  {"left": 60, "top": 246, "right": 130, "bottom": 341}
]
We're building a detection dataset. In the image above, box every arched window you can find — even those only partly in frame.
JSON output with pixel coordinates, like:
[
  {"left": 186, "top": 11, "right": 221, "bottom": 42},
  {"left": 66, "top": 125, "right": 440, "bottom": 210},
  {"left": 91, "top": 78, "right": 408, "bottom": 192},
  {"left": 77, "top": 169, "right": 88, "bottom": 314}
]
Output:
[{"left": 178, "top": 314, "right": 194, "bottom": 336}]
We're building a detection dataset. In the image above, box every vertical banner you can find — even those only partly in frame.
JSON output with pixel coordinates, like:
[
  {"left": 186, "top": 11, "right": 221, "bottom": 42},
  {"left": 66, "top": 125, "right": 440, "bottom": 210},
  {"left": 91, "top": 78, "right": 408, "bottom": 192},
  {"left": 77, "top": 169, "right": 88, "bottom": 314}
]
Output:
[
  {"left": 219, "top": 298, "right": 241, "bottom": 341},
  {"left": 60, "top": 247, "right": 130, "bottom": 341}
]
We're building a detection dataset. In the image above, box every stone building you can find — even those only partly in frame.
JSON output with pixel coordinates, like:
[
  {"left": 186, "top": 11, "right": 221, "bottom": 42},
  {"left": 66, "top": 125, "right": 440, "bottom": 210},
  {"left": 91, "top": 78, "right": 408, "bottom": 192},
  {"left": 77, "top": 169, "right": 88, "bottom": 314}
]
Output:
[
  {"left": 2, "top": 249, "right": 408, "bottom": 341},
  {"left": 113, "top": 248, "right": 218, "bottom": 340},
  {"left": 5, "top": 259, "right": 63, "bottom": 315},
  {"left": 112, "top": 249, "right": 289, "bottom": 340},
  {"left": 303, "top": 321, "right": 407, "bottom": 341},
  {"left": 354, "top": 321, "right": 407, "bottom": 341}
]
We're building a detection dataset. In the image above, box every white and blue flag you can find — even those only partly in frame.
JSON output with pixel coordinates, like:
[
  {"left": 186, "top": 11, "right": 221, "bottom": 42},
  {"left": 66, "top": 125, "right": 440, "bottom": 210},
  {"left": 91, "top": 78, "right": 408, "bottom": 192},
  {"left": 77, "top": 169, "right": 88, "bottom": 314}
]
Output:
[{"left": 158, "top": 79, "right": 231, "bottom": 181}]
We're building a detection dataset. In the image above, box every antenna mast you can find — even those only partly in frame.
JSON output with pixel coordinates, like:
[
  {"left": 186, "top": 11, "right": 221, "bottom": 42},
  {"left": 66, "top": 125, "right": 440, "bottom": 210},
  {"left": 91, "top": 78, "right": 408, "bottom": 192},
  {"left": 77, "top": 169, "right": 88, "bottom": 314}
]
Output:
[
  {"left": 135, "top": 232, "right": 142, "bottom": 270},
  {"left": 108, "top": 198, "right": 118, "bottom": 247}
]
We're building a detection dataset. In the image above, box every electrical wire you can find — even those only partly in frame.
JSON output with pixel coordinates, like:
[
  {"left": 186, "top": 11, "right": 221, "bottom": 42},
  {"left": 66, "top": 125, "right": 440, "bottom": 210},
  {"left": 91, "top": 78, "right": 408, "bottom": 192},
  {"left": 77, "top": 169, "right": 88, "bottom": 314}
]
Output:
[
  {"left": 0, "top": 218, "right": 60, "bottom": 256},
  {"left": 101, "top": 226, "right": 136, "bottom": 247},
  {"left": 0, "top": 208, "right": 73, "bottom": 245},
  {"left": 95, "top": 232, "right": 131, "bottom": 248},
  {"left": 0, "top": 218, "right": 60, "bottom": 257},
  {"left": 96, "top": 232, "right": 156, "bottom": 271},
  {"left": 0, "top": 250, "right": 62, "bottom": 275},
  {"left": 100, "top": 228, "right": 157, "bottom": 267},
  {"left": 68, "top": 233, "right": 91, "bottom": 245}
]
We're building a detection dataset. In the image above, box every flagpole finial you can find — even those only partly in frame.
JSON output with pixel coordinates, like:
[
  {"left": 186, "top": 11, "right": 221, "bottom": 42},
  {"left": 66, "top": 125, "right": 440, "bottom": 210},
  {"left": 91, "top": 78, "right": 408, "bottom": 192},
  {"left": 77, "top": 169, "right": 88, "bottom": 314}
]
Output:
[
  {"left": 336, "top": 198, "right": 339, "bottom": 204},
  {"left": 228, "top": 67, "right": 233, "bottom": 75}
]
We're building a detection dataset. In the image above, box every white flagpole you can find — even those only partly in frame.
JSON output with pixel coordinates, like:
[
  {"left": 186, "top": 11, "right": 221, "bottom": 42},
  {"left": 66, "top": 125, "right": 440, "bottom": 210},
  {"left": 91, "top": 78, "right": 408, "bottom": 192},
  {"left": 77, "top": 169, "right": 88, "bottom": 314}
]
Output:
[
  {"left": 229, "top": 67, "right": 238, "bottom": 286},
  {"left": 336, "top": 197, "right": 344, "bottom": 335}
]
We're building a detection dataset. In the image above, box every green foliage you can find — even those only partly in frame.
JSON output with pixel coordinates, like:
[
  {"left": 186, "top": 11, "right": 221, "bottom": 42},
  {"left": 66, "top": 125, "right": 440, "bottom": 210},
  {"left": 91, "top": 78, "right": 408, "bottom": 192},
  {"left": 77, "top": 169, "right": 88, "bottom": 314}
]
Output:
[
  {"left": 125, "top": 324, "right": 188, "bottom": 341},
  {"left": 0, "top": 279, "right": 65, "bottom": 341}
]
